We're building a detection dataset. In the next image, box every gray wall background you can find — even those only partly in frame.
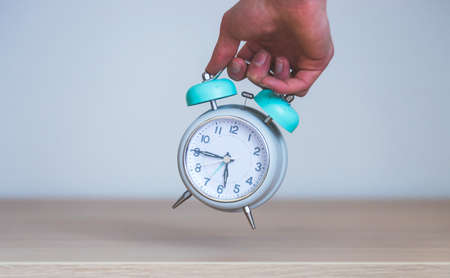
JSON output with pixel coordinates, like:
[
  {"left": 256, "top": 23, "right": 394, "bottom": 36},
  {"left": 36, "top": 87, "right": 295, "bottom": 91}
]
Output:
[{"left": 1, "top": 0, "right": 449, "bottom": 198}]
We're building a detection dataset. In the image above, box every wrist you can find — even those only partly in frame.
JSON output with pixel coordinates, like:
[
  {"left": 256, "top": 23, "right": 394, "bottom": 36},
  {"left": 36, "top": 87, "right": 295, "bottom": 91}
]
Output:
[
  {"left": 266, "top": 0, "right": 325, "bottom": 15},
  {"left": 267, "top": 0, "right": 320, "bottom": 8},
  {"left": 265, "top": 0, "right": 328, "bottom": 27}
]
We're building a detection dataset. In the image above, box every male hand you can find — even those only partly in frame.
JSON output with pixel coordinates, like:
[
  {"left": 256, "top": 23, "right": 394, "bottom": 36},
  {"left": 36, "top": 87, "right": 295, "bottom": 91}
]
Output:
[{"left": 206, "top": 0, "right": 333, "bottom": 96}]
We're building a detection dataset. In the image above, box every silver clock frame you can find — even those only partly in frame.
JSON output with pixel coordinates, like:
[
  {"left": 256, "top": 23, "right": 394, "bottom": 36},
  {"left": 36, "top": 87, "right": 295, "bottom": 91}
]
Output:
[{"left": 176, "top": 104, "right": 288, "bottom": 213}]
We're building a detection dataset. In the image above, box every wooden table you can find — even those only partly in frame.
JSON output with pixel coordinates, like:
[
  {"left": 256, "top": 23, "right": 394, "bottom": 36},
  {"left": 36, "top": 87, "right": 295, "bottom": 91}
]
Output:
[{"left": 0, "top": 199, "right": 449, "bottom": 277}]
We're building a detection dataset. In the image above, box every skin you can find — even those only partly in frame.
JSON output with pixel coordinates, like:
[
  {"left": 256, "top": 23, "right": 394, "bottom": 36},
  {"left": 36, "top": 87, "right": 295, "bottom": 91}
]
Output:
[{"left": 205, "top": 0, "right": 334, "bottom": 96}]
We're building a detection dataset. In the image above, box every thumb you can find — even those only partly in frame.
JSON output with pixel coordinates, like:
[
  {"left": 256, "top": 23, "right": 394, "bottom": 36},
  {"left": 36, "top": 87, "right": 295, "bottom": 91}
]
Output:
[{"left": 205, "top": 20, "right": 240, "bottom": 75}]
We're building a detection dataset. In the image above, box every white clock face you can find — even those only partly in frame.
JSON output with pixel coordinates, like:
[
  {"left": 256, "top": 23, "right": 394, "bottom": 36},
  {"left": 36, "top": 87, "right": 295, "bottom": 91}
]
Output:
[{"left": 184, "top": 116, "right": 270, "bottom": 202}]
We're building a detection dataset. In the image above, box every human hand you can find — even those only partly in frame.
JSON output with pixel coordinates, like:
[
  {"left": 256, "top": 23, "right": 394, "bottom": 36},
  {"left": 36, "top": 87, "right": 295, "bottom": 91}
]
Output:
[{"left": 205, "top": 0, "right": 334, "bottom": 96}]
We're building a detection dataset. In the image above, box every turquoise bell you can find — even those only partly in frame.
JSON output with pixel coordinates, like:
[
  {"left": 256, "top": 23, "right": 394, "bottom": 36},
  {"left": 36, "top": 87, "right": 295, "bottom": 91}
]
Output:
[
  {"left": 254, "top": 89, "right": 299, "bottom": 133},
  {"left": 186, "top": 78, "right": 237, "bottom": 106}
]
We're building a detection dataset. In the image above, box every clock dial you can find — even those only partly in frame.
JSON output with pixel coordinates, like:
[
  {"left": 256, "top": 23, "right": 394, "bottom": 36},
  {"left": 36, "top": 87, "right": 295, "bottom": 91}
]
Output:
[{"left": 184, "top": 116, "right": 269, "bottom": 202}]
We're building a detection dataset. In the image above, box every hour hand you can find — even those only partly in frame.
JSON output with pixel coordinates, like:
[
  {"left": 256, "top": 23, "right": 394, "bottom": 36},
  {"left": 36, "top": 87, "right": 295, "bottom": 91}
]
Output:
[{"left": 223, "top": 163, "right": 229, "bottom": 188}]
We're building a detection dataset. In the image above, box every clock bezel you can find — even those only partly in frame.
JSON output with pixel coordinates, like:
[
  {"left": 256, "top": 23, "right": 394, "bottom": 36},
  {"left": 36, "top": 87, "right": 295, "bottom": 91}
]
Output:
[{"left": 182, "top": 115, "right": 270, "bottom": 203}]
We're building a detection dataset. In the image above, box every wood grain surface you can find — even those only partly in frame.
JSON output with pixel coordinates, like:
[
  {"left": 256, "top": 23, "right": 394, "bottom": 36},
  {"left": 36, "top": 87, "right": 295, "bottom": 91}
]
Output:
[
  {"left": 0, "top": 199, "right": 449, "bottom": 276},
  {"left": 0, "top": 263, "right": 450, "bottom": 278}
]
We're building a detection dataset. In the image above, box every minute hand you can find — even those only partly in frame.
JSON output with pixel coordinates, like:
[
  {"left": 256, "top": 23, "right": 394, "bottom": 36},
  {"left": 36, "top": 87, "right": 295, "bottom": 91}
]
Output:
[{"left": 195, "top": 150, "right": 224, "bottom": 159}]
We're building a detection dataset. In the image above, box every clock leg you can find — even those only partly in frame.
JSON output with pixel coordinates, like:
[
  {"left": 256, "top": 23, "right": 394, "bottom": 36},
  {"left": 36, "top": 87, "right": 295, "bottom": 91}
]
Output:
[
  {"left": 243, "top": 206, "right": 256, "bottom": 230},
  {"left": 171, "top": 190, "right": 192, "bottom": 209}
]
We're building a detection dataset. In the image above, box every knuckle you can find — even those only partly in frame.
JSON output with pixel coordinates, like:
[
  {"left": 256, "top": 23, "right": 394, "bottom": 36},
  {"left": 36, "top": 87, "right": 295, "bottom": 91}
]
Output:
[
  {"left": 247, "top": 73, "right": 259, "bottom": 84},
  {"left": 247, "top": 69, "right": 265, "bottom": 84},
  {"left": 295, "top": 88, "right": 310, "bottom": 97}
]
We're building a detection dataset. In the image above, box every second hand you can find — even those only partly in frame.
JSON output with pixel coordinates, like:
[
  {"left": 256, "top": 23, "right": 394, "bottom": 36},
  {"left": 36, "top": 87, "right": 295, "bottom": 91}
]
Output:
[{"left": 209, "top": 162, "right": 225, "bottom": 178}]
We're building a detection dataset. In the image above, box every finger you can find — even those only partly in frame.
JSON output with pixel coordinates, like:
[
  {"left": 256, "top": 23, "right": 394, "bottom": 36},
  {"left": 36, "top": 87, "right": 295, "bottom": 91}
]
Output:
[
  {"left": 227, "top": 57, "right": 248, "bottom": 81},
  {"left": 261, "top": 69, "right": 322, "bottom": 96},
  {"left": 237, "top": 42, "right": 262, "bottom": 62},
  {"left": 247, "top": 49, "right": 271, "bottom": 85},
  {"left": 273, "top": 57, "right": 291, "bottom": 80},
  {"left": 205, "top": 19, "right": 240, "bottom": 75}
]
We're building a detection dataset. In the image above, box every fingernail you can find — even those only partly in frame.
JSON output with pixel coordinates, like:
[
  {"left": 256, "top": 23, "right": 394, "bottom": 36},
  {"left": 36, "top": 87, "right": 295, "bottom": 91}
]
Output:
[
  {"left": 275, "top": 58, "right": 283, "bottom": 74},
  {"left": 253, "top": 51, "right": 267, "bottom": 66},
  {"left": 229, "top": 61, "right": 241, "bottom": 74}
]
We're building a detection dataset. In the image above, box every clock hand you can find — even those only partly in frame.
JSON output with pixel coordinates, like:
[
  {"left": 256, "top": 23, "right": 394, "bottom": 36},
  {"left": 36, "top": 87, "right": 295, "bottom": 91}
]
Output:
[
  {"left": 202, "top": 151, "right": 224, "bottom": 159},
  {"left": 209, "top": 162, "right": 225, "bottom": 178},
  {"left": 203, "top": 153, "right": 235, "bottom": 185},
  {"left": 223, "top": 162, "right": 229, "bottom": 188},
  {"left": 192, "top": 149, "right": 224, "bottom": 159},
  {"left": 203, "top": 157, "right": 235, "bottom": 168},
  {"left": 201, "top": 157, "right": 236, "bottom": 171},
  {"left": 202, "top": 160, "right": 224, "bottom": 167},
  {"left": 222, "top": 152, "right": 232, "bottom": 188}
]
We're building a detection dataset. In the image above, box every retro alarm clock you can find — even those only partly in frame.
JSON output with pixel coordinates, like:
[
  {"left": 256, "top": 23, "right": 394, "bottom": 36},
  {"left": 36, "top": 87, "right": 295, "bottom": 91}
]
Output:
[{"left": 172, "top": 71, "right": 299, "bottom": 230}]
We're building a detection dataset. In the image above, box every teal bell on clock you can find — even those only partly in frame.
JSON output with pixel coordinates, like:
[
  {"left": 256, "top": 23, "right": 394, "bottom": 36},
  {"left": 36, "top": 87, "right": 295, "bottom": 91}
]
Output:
[
  {"left": 186, "top": 78, "right": 237, "bottom": 106},
  {"left": 254, "top": 89, "right": 299, "bottom": 133}
]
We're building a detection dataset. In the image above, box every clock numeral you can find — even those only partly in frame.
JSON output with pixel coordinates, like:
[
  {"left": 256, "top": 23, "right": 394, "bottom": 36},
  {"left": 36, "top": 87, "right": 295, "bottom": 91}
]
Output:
[
  {"left": 195, "top": 163, "right": 201, "bottom": 173},
  {"left": 246, "top": 177, "right": 253, "bottom": 185},
  {"left": 248, "top": 133, "right": 252, "bottom": 141},
  {"left": 233, "top": 184, "right": 240, "bottom": 193},
  {"left": 204, "top": 177, "right": 210, "bottom": 185},
  {"left": 229, "top": 125, "right": 239, "bottom": 134},
  {"left": 217, "top": 184, "right": 224, "bottom": 194},
  {"left": 253, "top": 147, "right": 261, "bottom": 156},
  {"left": 255, "top": 162, "right": 262, "bottom": 172},
  {"left": 201, "top": 135, "right": 210, "bottom": 143},
  {"left": 191, "top": 148, "right": 200, "bottom": 157},
  {"left": 214, "top": 126, "right": 222, "bottom": 135}
]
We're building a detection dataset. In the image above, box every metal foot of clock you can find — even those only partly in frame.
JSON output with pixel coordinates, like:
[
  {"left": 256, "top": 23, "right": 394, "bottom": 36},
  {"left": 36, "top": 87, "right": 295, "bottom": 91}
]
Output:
[
  {"left": 243, "top": 206, "right": 256, "bottom": 230},
  {"left": 172, "top": 190, "right": 192, "bottom": 209}
]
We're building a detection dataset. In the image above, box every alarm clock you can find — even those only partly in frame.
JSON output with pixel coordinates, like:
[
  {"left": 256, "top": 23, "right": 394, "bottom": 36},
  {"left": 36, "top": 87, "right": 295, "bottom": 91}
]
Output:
[{"left": 172, "top": 72, "right": 299, "bottom": 229}]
